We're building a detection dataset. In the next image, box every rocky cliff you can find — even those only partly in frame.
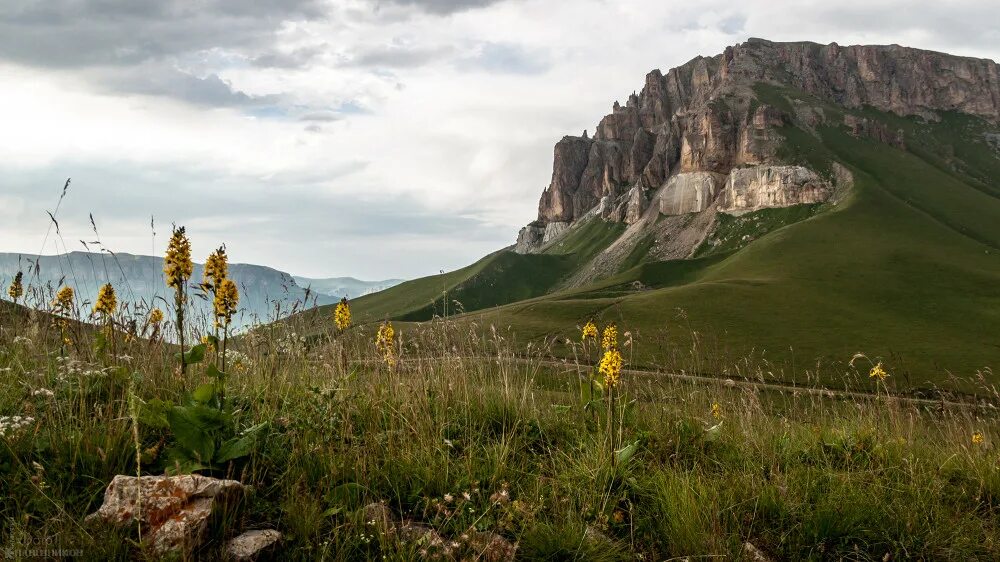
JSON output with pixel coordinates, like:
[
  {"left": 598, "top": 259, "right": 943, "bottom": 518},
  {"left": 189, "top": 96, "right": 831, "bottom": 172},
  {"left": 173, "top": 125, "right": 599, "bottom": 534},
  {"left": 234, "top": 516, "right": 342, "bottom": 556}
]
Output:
[{"left": 519, "top": 38, "right": 1000, "bottom": 257}]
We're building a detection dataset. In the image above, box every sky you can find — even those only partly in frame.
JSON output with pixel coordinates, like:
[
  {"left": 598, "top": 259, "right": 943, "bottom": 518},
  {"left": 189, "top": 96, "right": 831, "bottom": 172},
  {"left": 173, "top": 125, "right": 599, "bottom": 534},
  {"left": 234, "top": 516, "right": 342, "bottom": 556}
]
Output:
[{"left": 2, "top": 0, "right": 999, "bottom": 280}]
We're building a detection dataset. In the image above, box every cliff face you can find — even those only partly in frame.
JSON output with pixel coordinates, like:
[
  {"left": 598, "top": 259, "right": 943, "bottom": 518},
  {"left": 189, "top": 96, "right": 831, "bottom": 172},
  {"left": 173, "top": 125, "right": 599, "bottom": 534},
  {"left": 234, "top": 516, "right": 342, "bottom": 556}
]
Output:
[{"left": 525, "top": 38, "right": 1000, "bottom": 238}]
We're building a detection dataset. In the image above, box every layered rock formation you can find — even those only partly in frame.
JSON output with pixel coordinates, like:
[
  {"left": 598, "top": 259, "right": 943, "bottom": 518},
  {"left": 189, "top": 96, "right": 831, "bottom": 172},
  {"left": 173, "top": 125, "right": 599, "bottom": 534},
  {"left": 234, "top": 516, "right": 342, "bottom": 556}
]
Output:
[
  {"left": 720, "top": 166, "right": 831, "bottom": 214},
  {"left": 516, "top": 38, "right": 1000, "bottom": 256}
]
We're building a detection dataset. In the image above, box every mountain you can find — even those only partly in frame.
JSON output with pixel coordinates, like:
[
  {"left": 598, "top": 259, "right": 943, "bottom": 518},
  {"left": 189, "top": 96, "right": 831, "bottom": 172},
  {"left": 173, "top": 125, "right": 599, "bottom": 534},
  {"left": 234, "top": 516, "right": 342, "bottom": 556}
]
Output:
[
  {"left": 0, "top": 251, "right": 338, "bottom": 331},
  {"left": 301, "top": 38, "right": 1000, "bottom": 390},
  {"left": 292, "top": 276, "right": 404, "bottom": 299}
]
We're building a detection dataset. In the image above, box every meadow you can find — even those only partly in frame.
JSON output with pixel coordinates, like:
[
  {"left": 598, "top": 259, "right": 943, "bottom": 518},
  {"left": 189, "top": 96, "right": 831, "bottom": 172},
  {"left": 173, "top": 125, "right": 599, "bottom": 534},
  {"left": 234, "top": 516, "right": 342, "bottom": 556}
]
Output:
[{"left": 2, "top": 234, "right": 1000, "bottom": 560}]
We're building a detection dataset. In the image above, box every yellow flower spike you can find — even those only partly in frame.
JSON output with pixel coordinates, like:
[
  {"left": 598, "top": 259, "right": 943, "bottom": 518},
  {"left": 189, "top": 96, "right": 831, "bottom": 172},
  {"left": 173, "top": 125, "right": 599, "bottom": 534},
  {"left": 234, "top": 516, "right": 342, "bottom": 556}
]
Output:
[
  {"left": 598, "top": 348, "right": 623, "bottom": 387},
  {"left": 53, "top": 286, "right": 74, "bottom": 314},
  {"left": 376, "top": 321, "right": 397, "bottom": 366},
  {"left": 869, "top": 362, "right": 888, "bottom": 381},
  {"left": 711, "top": 403, "right": 723, "bottom": 420},
  {"left": 972, "top": 431, "right": 984, "bottom": 445},
  {"left": 93, "top": 284, "right": 117, "bottom": 317},
  {"left": 203, "top": 246, "right": 228, "bottom": 291},
  {"left": 334, "top": 298, "right": 352, "bottom": 331},
  {"left": 148, "top": 308, "right": 164, "bottom": 325},
  {"left": 7, "top": 271, "right": 24, "bottom": 302},
  {"left": 164, "top": 226, "right": 193, "bottom": 289},
  {"left": 213, "top": 278, "right": 239, "bottom": 328},
  {"left": 601, "top": 324, "right": 618, "bottom": 351},
  {"left": 581, "top": 320, "right": 598, "bottom": 342}
]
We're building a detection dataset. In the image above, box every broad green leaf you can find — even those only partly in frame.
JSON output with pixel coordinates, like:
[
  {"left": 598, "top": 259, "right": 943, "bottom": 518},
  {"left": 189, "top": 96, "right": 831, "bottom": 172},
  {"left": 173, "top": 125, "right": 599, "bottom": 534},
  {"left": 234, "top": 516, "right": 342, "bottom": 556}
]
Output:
[
  {"left": 215, "top": 422, "right": 268, "bottom": 463},
  {"left": 326, "top": 482, "right": 366, "bottom": 509},
  {"left": 180, "top": 343, "right": 207, "bottom": 365},
  {"left": 192, "top": 383, "right": 216, "bottom": 405},
  {"left": 615, "top": 439, "right": 642, "bottom": 464},
  {"left": 167, "top": 406, "right": 216, "bottom": 462},
  {"left": 704, "top": 421, "right": 724, "bottom": 442},
  {"left": 206, "top": 363, "right": 226, "bottom": 380},
  {"left": 138, "top": 398, "right": 173, "bottom": 429}
]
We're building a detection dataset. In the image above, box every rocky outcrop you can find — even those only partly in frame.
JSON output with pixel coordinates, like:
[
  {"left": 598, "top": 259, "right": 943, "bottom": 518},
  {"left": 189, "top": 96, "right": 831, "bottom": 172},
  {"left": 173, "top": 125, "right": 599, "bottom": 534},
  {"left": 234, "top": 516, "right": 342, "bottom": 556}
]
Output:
[
  {"left": 719, "top": 165, "right": 830, "bottom": 214},
  {"left": 514, "top": 223, "right": 545, "bottom": 254},
  {"left": 86, "top": 474, "right": 245, "bottom": 557},
  {"left": 844, "top": 114, "right": 906, "bottom": 148},
  {"left": 656, "top": 172, "right": 725, "bottom": 215},
  {"left": 528, "top": 38, "right": 1000, "bottom": 228}
]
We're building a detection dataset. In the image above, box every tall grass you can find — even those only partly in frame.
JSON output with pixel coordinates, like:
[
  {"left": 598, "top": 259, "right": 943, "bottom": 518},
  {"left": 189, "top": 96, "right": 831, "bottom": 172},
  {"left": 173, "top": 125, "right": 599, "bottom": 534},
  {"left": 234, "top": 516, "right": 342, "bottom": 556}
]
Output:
[{"left": 1, "top": 294, "right": 999, "bottom": 560}]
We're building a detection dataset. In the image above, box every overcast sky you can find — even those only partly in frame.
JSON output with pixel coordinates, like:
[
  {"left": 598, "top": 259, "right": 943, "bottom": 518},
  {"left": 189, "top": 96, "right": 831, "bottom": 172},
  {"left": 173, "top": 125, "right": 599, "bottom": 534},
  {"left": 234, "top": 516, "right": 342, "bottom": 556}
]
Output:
[{"left": 2, "top": 0, "right": 999, "bottom": 279}]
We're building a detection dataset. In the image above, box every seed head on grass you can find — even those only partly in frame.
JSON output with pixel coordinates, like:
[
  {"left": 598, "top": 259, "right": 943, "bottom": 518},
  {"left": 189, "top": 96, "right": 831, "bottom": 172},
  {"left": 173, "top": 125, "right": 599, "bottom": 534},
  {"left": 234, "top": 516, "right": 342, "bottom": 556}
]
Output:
[
  {"left": 334, "top": 297, "right": 351, "bottom": 331},
  {"left": 581, "top": 320, "right": 598, "bottom": 342},
  {"left": 7, "top": 271, "right": 23, "bottom": 303},
  {"left": 93, "top": 284, "right": 117, "bottom": 317}
]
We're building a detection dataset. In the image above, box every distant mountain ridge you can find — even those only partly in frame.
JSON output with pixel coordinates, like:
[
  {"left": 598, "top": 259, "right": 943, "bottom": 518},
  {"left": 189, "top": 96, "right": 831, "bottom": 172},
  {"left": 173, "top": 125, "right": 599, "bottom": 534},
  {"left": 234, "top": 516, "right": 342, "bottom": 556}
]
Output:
[
  {"left": 0, "top": 251, "right": 339, "bottom": 331},
  {"left": 292, "top": 276, "right": 404, "bottom": 299}
]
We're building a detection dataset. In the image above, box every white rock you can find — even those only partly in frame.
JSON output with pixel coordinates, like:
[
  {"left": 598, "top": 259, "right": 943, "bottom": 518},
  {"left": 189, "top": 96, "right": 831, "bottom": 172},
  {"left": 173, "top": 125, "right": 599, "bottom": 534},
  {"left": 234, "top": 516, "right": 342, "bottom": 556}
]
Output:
[
  {"left": 226, "top": 529, "right": 282, "bottom": 560},
  {"left": 719, "top": 165, "right": 830, "bottom": 214},
  {"left": 656, "top": 172, "right": 724, "bottom": 215},
  {"left": 86, "top": 474, "right": 244, "bottom": 556}
]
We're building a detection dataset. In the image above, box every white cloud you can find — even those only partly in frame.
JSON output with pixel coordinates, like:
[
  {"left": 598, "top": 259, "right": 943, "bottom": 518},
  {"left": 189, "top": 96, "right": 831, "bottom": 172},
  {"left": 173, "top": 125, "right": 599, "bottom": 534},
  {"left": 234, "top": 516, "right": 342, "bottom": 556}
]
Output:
[{"left": 1, "top": 0, "right": 999, "bottom": 278}]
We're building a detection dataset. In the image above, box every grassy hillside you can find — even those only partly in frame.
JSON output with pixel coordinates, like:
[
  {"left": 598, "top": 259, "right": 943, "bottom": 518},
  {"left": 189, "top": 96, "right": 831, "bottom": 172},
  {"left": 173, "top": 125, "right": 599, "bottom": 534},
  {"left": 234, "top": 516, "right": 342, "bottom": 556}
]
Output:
[
  {"left": 465, "top": 102, "right": 1000, "bottom": 390},
  {"left": 4, "top": 305, "right": 1000, "bottom": 560},
  {"left": 305, "top": 220, "right": 627, "bottom": 327}
]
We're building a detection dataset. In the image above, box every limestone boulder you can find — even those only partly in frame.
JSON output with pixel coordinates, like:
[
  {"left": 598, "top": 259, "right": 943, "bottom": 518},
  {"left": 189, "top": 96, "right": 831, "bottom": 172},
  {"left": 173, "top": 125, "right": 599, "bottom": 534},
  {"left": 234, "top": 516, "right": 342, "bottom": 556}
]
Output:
[
  {"left": 86, "top": 474, "right": 244, "bottom": 557},
  {"left": 226, "top": 529, "right": 282, "bottom": 561}
]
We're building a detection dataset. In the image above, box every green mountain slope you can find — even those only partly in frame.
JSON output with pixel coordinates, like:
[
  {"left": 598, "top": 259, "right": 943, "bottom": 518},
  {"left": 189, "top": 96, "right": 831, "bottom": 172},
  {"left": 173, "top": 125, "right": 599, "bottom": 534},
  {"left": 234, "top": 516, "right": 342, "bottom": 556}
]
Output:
[
  {"left": 325, "top": 96, "right": 998, "bottom": 389},
  {"left": 461, "top": 103, "right": 1000, "bottom": 389}
]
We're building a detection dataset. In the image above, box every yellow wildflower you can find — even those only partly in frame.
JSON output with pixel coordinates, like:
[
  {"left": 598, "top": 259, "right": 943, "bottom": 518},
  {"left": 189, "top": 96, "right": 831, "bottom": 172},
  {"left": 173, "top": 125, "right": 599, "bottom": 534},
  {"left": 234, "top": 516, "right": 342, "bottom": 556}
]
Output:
[
  {"left": 7, "top": 271, "right": 23, "bottom": 302},
  {"left": 581, "top": 320, "right": 598, "bottom": 342},
  {"left": 599, "top": 348, "right": 623, "bottom": 387},
  {"left": 164, "top": 226, "right": 193, "bottom": 289},
  {"left": 213, "top": 278, "right": 239, "bottom": 328},
  {"left": 334, "top": 297, "right": 351, "bottom": 331},
  {"left": 203, "top": 246, "right": 228, "bottom": 291},
  {"left": 93, "top": 283, "right": 117, "bottom": 317},
  {"left": 53, "top": 285, "right": 74, "bottom": 314},
  {"left": 602, "top": 324, "right": 618, "bottom": 351},
  {"left": 376, "top": 321, "right": 397, "bottom": 367},
  {"left": 711, "top": 403, "right": 723, "bottom": 420},
  {"left": 972, "top": 431, "right": 984, "bottom": 445},
  {"left": 869, "top": 362, "right": 888, "bottom": 381},
  {"left": 148, "top": 308, "right": 164, "bottom": 325}
]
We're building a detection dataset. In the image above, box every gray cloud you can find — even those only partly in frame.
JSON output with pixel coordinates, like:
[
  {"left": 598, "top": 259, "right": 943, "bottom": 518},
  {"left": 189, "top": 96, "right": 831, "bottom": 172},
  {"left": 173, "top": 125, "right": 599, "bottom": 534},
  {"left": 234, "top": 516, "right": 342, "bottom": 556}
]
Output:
[
  {"left": 299, "top": 111, "right": 344, "bottom": 122},
  {"left": 251, "top": 45, "right": 327, "bottom": 68},
  {"left": 97, "top": 64, "right": 283, "bottom": 107},
  {"left": 375, "top": 0, "right": 507, "bottom": 16},
  {"left": 350, "top": 43, "right": 455, "bottom": 68},
  {"left": 0, "top": 0, "right": 330, "bottom": 108}
]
